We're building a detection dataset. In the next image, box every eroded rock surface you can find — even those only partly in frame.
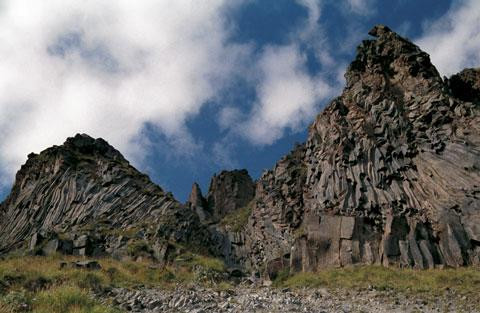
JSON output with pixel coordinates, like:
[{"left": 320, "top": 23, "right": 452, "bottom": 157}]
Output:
[
  {"left": 0, "top": 25, "right": 479, "bottom": 277},
  {"left": 236, "top": 25, "right": 480, "bottom": 276},
  {"left": 0, "top": 134, "right": 210, "bottom": 258},
  {"left": 100, "top": 286, "right": 478, "bottom": 313},
  {"left": 206, "top": 169, "right": 255, "bottom": 221}
]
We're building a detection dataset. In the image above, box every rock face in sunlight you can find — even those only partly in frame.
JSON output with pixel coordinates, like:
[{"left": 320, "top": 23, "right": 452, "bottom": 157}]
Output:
[
  {"left": 236, "top": 25, "right": 480, "bottom": 276},
  {"left": 0, "top": 25, "right": 479, "bottom": 276},
  {"left": 0, "top": 134, "right": 211, "bottom": 259}
]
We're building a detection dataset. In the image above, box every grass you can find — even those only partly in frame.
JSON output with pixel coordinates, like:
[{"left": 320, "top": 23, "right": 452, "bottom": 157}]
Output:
[
  {"left": 0, "top": 253, "right": 228, "bottom": 313},
  {"left": 274, "top": 265, "right": 480, "bottom": 298},
  {"left": 175, "top": 252, "right": 226, "bottom": 272},
  {"left": 126, "top": 240, "right": 152, "bottom": 257},
  {"left": 220, "top": 201, "right": 254, "bottom": 232},
  {"left": 34, "top": 286, "right": 120, "bottom": 313},
  {"left": 3, "top": 254, "right": 479, "bottom": 312}
]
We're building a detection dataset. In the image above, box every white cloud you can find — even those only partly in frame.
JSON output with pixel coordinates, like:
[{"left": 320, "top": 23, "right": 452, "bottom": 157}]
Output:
[
  {"left": 218, "top": 106, "right": 243, "bottom": 131},
  {"left": 241, "top": 45, "right": 335, "bottom": 145},
  {"left": 230, "top": 0, "right": 341, "bottom": 145},
  {"left": 417, "top": 0, "right": 480, "bottom": 76},
  {"left": 346, "top": 0, "right": 377, "bottom": 16},
  {"left": 0, "top": 0, "right": 247, "bottom": 184},
  {"left": 0, "top": 0, "right": 352, "bottom": 190}
]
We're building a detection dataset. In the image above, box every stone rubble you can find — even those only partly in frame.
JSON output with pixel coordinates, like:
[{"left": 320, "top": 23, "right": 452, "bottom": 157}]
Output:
[{"left": 97, "top": 286, "right": 479, "bottom": 313}]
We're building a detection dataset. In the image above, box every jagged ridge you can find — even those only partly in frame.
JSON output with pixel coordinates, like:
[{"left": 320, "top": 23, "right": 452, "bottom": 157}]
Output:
[
  {"left": 225, "top": 25, "right": 480, "bottom": 276},
  {"left": 0, "top": 134, "right": 209, "bottom": 258},
  {"left": 1, "top": 25, "right": 479, "bottom": 277}
]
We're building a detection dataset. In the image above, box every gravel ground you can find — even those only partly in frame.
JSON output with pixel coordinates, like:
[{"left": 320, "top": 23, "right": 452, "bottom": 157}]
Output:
[{"left": 99, "top": 285, "right": 480, "bottom": 313}]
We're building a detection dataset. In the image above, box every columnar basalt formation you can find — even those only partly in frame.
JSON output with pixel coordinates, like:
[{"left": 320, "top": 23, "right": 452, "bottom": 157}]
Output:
[
  {"left": 0, "top": 134, "right": 210, "bottom": 258},
  {"left": 206, "top": 169, "right": 256, "bottom": 221},
  {"left": 186, "top": 170, "right": 255, "bottom": 267},
  {"left": 0, "top": 25, "right": 479, "bottom": 276},
  {"left": 238, "top": 25, "right": 480, "bottom": 276}
]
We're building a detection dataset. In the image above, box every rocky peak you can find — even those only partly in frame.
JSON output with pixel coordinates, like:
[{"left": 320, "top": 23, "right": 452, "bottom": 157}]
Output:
[
  {"left": 347, "top": 25, "right": 442, "bottom": 94},
  {"left": 206, "top": 169, "right": 255, "bottom": 220},
  {"left": 448, "top": 68, "right": 480, "bottom": 103},
  {"left": 63, "top": 133, "right": 124, "bottom": 159},
  {"left": 0, "top": 134, "right": 210, "bottom": 257},
  {"left": 188, "top": 183, "right": 206, "bottom": 207},
  {"left": 187, "top": 182, "right": 210, "bottom": 223},
  {"left": 237, "top": 25, "right": 480, "bottom": 276}
]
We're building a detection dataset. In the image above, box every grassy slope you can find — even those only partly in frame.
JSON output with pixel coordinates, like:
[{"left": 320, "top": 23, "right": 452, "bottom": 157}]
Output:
[
  {"left": 0, "top": 254, "right": 228, "bottom": 313},
  {"left": 1, "top": 255, "right": 479, "bottom": 312},
  {"left": 275, "top": 266, "right": 480, "bottom": 298}
]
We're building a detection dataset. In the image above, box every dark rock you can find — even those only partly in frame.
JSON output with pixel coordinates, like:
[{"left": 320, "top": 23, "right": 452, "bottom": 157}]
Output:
[
  {"left": 29, "top": 232, "right": 44, "bottom": 252},
  {"left": 448, "top": 68, "right": 480, "bottom": 102},
  {"left": 75, "top": 260, "right": 102, "bottom": 270},
  {"left": 229, "top": 25, "right": 480, "bottom": 274},
  {"left": 1, "top": 24, "right": 479, "bottom": 277},
  {"left": 206, "top": 169, "right": 255, "bottom": 220},
  {"left": 187, "top": 183, "right": 211, "bottom": 223},
  {"left": 60, "top": 260, "right": 102, "bottom": 270},
  {"left": 227, "top": 267, "right": 244, "bottom": 278},
  {"left": 42, "top": 238, "right": 73, "bottom": 256},
  {"left": 0, "top": 134, "right": 212, "bottom": 258}
]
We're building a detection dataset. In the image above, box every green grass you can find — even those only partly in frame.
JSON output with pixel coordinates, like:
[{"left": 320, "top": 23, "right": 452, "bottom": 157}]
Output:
[
  {"left": 220, "top": 201, "right": 253, "bottom": 232},
  {"left": 175, "top": 252, "right": 226, "bottom": 272},
  {"left": 0, "top": 253, "right": 228, "bottom": 313},
  {"left": 126, "top": 240, "right": 152, "bottom": 257},
  {"left": 34, "top": 286, "right": 120, "bottom": 313},
  {"left": 274, "top": 265, "right": 480, "bottom": 297}
]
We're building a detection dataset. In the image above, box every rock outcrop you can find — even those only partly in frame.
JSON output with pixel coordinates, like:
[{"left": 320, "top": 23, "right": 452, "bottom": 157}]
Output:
[
  {"left": 235, "top": 25, "right": 480, "bottom": 276},
  {"left": 0, "top": 134, "right": 210, "bottom": 259},
  {"left": 206, "top": 169, "right": 255, "bottom": 221},
  {"left": 0, "top": 25, "right": 479, "bottom": 276},
  {"left": 187, "top": 170, "right": 255, "bottom": 268},
  {"left": 187, "top": 169, "right": 255, "bottom": 223}
]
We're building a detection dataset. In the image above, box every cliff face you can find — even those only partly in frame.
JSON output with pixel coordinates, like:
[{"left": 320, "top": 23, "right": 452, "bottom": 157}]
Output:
[
  {"left": 236, "top": 25, "right": 480, "bottom": 276},
  {"left": 0, "top": 134, "right": 210, "bottom": 258},
  {"left": 0, "top": 25, "right": 479, "bottom": 275},
  {"left": 186, "top": 170, "right": 255, "bottom": 267}
]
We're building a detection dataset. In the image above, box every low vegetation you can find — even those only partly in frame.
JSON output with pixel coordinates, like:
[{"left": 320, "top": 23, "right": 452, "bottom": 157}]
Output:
[
  {"left": 0, "top": 253, "right": 228, "bottom": 313},
  {"left": 274, "top": 265, "right": 480, "bottom": 298},
  {"left": 2, "top": 253, "right": 479, "bottom": 312},
  {"left": 220, "top": 201, "right": 254, "bottom": 232}
]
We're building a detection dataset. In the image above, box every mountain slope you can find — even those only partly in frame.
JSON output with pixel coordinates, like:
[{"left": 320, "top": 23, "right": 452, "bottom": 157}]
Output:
[
  {"left": 0, "top": 25, "right": 478, "bottom": 276},
  {"left": 0, "top": 134, "right": 209, "bottom": 257},
  {"left": 236, "top": 25, "right": 480, "bottom": 276}
]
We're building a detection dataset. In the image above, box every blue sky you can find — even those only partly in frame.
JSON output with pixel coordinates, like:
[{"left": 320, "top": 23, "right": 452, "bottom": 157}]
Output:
[{"left": 0, "top": 0, "right": 477, "bottom": 202}]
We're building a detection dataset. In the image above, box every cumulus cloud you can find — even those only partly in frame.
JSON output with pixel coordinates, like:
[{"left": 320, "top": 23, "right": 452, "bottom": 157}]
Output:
[
  {"left": 230, "top": 0, "right": 341, "bottom": 145},
  {"left": 417, "top": 0, "right": 480, "bottom": 76},
  {"left": 0, "top": 0, "right": 247, "bottom": 183},
  {"left": 241, "top": 45, "right": 335, "bottom": 145},
  {"left": 345, "top": 0, "right": 377, "bottom": 16},
  {"left": 0, "top": 0, "right": 354, "bottom": 191}
]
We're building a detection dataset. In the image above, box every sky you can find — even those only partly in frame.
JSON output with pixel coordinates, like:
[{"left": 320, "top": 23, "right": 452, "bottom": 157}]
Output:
[{"left": 0, "top": 0, "right": 479, "bottom": 202}]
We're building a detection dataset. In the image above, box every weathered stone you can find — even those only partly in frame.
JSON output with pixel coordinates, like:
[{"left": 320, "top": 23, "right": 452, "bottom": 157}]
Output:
[
  {"left": 74, "top": 235, "right": 89, "bottom": 249},
  {"left": 187, "top": 183, "right": 211, "bottom": 223},
  {"left": 340, "top": 217, "right": 356, "bottom": 240},
  {"left": 231, "top": 24, "right": 480, "bottom": 274},
  {"left": 75, "top": 260, "right": 102, "bottom": 270},
  {"left": 206, "top": 169, "right": 255, "bottom": 220},
  {"left": 0, "top": 134, "right": 212, "bottom": 258},
  {"left": 29, "top": 232, "right": 44, "bottom": 251},
  {"left": 1, "top": 24, "right": 480, "bottom": 276},
  {"left": 42, "top": 239, "right": 60, "bottom": 256},
  {"left": 60, "top": 260, "right": 102, "bottom": 270}
]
